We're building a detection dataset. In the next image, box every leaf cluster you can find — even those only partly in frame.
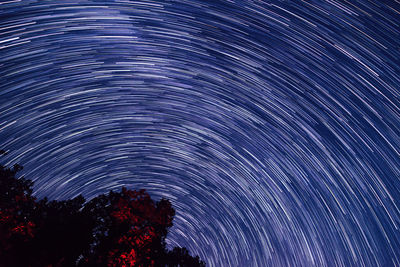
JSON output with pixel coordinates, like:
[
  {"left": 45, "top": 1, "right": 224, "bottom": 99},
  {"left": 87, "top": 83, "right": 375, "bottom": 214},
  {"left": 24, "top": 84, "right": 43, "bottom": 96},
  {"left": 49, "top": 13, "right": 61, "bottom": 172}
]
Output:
[{"left": 0, "top": 156, "right": 205, "bottom": 267}]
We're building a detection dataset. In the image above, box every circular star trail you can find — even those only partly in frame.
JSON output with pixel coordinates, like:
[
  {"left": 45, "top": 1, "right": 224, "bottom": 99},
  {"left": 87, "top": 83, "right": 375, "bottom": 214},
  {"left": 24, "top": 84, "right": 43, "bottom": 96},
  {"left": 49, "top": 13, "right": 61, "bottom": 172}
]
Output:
[{"left": 1, "top": 1, "right": 400, "bottom": 266}]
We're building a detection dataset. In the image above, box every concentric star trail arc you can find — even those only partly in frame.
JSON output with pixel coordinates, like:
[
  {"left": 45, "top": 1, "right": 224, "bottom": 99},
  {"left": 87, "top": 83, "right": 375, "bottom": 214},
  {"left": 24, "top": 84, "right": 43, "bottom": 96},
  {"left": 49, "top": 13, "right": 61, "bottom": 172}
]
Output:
[{"left": 1, "top": 1, "right": 400, "bottom": 266}]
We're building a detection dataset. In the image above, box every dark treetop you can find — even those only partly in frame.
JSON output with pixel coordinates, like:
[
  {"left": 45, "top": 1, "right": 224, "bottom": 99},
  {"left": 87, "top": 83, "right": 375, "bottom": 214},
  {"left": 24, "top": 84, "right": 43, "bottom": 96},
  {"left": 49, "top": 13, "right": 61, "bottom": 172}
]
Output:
[
  {"left": 0, "top": 156, "right": 205, "bottom": 267},
  {"left": 1, "top": 1, "right": 400, "bottom": 266}
]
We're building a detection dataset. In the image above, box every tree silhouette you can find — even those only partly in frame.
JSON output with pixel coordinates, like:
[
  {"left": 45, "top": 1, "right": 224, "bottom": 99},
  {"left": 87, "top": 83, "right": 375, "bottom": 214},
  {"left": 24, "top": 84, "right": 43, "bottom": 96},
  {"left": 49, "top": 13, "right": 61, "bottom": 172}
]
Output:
[
  {"left": 0, "top": 152, "right": 205, "bottom": 267},
  {"left": 79, "top": 188, "right": 176, "bottom": 266}
]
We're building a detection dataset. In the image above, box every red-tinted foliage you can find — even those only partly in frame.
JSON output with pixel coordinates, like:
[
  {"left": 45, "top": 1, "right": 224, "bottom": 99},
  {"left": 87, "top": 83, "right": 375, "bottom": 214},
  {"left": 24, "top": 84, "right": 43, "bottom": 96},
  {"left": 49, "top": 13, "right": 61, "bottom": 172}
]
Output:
[
  {"left": 0, "top": 153, "right": 205, "bottom": 267},
  {"left": 81, "top": 188, "right": 176, "bottom": 267}
]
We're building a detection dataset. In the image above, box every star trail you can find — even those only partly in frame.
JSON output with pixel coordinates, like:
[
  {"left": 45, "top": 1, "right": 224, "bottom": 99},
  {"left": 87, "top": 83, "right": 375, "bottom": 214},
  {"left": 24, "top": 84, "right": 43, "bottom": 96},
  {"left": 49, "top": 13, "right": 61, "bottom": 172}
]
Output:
[{"left": 1, "top": 0, "right": 400, "bottom": 266}]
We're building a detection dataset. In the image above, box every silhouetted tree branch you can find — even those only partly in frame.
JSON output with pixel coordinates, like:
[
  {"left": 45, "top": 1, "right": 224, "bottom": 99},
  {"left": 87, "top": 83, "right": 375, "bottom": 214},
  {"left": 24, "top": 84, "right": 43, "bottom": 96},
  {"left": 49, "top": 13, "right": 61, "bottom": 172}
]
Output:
[{"left": 0, "top": 154, "right": 205, "bottom": 267}]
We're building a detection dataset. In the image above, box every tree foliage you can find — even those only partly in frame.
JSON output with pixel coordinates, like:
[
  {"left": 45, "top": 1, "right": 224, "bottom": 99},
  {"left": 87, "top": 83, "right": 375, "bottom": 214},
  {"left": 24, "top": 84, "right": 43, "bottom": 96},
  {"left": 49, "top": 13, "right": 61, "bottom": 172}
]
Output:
[{"left": 0, "top": 153, "right": 205, "bottom": 267}]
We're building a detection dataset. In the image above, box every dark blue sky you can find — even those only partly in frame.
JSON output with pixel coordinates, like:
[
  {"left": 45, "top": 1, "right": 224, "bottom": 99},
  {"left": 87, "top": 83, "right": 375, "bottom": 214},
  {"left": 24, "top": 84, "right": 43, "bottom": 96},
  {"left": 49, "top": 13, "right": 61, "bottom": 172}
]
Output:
[{"left": 1, "top": 1, "right": 400, "bottom": 266}]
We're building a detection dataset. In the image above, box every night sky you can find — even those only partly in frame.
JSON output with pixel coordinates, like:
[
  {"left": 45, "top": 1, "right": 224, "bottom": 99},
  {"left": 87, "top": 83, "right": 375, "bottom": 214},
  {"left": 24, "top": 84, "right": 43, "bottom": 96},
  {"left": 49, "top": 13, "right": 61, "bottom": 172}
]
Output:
[{"left": 1, "top": 0, "right": 400, "bottom": 266}]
